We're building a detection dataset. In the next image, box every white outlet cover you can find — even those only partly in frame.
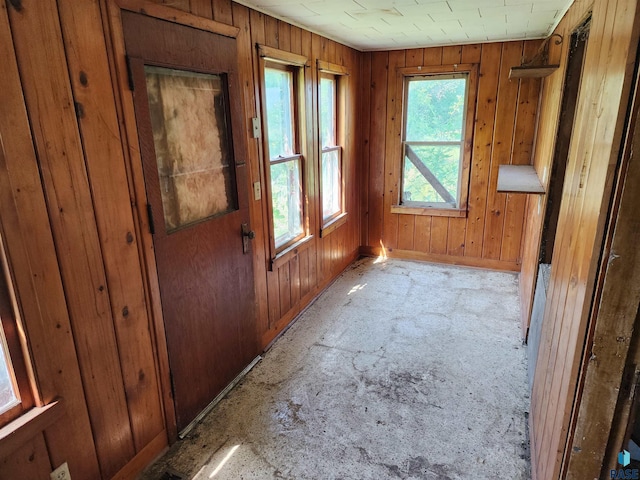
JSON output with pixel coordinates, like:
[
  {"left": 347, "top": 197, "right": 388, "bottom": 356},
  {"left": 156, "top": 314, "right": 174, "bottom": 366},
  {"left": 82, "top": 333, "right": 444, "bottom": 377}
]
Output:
[{"left": 51, "top": 462, "right": 71, "bottom": 480}]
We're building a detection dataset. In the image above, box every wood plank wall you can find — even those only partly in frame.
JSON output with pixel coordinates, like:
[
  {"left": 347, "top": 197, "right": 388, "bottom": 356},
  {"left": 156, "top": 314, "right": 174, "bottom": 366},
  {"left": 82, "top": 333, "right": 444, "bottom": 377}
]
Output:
[
  {"left": 0, "top": 0, "right": 359, "bottom": 478},
  {"left": 519, "top": 0, "right": 640, "bottom": 478},
  {"left": 360, "top": 41, "right": 542, "bottom": 272}
]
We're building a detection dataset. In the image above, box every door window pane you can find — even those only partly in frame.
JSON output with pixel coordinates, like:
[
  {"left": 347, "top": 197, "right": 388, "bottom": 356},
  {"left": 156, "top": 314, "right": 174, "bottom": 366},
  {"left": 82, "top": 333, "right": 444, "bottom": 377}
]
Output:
[
  {"left": 270, "top": 160, "right": 303, "bottom": 245},
  {"left": 145, "top": 66, "right": 237, "bottom": 233}
]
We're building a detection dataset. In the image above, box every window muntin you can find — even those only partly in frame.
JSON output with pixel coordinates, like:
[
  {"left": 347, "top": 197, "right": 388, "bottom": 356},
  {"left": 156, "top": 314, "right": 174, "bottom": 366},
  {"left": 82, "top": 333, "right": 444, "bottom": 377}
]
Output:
[
  {"left": 401, "top": 73, "right": 468, "bottom": 208},
  {"left": 264, "top": 64, "right": 305, "bottom": 250},
  {"left": 319, "top": 74, "right": 342, "bottom": 222}
]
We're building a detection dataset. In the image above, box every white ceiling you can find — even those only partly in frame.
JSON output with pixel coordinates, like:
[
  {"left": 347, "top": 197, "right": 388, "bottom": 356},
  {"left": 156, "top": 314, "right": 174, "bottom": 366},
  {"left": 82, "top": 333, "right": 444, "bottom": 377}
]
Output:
[{"left": 233, "top": 0, "right": 573, "bottom": 51}]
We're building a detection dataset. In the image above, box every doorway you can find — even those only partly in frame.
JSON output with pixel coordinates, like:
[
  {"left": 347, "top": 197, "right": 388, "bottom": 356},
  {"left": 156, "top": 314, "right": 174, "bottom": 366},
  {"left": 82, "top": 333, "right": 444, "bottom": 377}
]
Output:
[{"left": 122, "top": 12, "right": 258, "bottom": 434}]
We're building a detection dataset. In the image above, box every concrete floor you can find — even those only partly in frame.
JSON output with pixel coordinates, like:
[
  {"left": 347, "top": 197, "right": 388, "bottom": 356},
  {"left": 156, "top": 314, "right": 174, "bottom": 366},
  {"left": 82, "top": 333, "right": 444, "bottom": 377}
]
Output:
[{"left": 141, "top": 258, "right": 530, "bottom": 480}]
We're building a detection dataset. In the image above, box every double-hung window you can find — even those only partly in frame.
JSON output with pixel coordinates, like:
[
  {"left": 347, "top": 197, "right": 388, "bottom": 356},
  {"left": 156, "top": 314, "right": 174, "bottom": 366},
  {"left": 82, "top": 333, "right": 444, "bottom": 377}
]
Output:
[
  {"left": 259, "top": 48, "right": 309, "bottom": 256},
  {"left": 319, "top": 73, "right": 341, "bottom": 223},
  {"left": 400, "top": 66, "right": 476, "bottom": 214}
]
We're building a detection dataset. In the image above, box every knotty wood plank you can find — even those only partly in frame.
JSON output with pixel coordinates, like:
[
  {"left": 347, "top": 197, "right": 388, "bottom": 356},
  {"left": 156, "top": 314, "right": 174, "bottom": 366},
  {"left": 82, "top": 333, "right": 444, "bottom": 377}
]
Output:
[
  {"left": 382, "top": 49, "right": 405, "bottom": 251},
  {"left": 464, "top": 43, "right": 502, "bottom": 258},
  {"left": 290, "top": 25, "right": 302, "bottom": 55},
  {"left": 299, "top": 247, "right": 310, "bottom": 297},
  {"left": 423, "top": 47, "right": 442, "bottom": 66},
  {"left": 0, "top": 4, "right": 100, "bottom": 477},
  {"left": 235, "top": 2, "right": 270, "bottom": 342},
  {"left": 413, "top": 216, "right": 432, "bottom": 253},
  {"left": 441, "top": 45, "right": 462, "bottom": 64},
  {"left": 397, "top": 215, "right": 416, "bottom": 251},
  {"left": 279, "top": 261, "right": 291, "bottom": 315},
  {"left": 461, "top": 43, "right": 481, "bottom": 63},
  {"left": 405, "top": 48, "right": 423, "bottom": 67},
  {"left": 264, "top": 14, "right": 278, "bottom": 48},
  {"left": 267, "top": 271, "right": 281, "bottom": 329},
  {"left": 360, "top": 52, "right": 372, "bottom": 246},
  {"left": 0, "top": 435, "right": 51, "bottom": 480},
  {"left": 189, "top": 0, "right": 212, "bottom": 19},
  {"left": 447, "top": 218, "right": 466, "bottom": 257},
  {"left": 482, "top": 41, "right": 523, "bottom": 260},
  {"left": 367, "top": 52, "right": 388, "bottom": 248},
  {"left": 57, "top": 0, "right": 164, "bottom": 454},
  {"left": 277, "top": 20, "right": 291, "bottom": 52},
  {"left": 429, "top": 217, "right": 449, "bottom": 255},
  {"left": 7, "top": 1, "right": 135, "bottom": 476},
  {"left": 211, "top": 0, "right": 233, "bottom": 25},
  {"left": 290, "top": 254, "right": 301, "bottom": 307}
]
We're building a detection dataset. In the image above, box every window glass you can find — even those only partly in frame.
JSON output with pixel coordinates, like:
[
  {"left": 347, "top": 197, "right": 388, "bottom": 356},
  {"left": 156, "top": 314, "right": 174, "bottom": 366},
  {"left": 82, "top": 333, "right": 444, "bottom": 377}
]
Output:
[
  {"left": 402, "top": 74, "right": 468, "bottom": 207},
  {"left": 264, "top": 65, "right": 305, "bottom": 249},
  {"left": 0, "top": 334, "right": 18, "bottom": 415},
  {"left": 320, "top": 74, "right": 342, "bottom": 222},
  {"left": 265, "top": 68, "right": 295, "bottom": 158}
]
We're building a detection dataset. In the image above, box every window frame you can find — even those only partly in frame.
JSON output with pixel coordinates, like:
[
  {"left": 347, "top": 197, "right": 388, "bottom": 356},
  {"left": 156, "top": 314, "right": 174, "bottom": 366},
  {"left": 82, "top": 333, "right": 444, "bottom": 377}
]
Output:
[
  {"left": 394, "top": 64, "right": 478, "bottom": 218},
  {"left": 257, "top": 45, "right": 310, "bottom": 265},
  {"left": 317, "top": 61, "right": 349, "bottom": 237},
  {"left": 0, "top": 231, "right": 35, "bottom": 428}
]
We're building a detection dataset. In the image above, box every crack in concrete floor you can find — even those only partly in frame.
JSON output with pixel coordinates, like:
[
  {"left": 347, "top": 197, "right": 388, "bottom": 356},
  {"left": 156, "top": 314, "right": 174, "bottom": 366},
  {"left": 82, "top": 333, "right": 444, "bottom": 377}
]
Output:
[{"left": 141, "top": 258, "right": 530, "bottom": 479}]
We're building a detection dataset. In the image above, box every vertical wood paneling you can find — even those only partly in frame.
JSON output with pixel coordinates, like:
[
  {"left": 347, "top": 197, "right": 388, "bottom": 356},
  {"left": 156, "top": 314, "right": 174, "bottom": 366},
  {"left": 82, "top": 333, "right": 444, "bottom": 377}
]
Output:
[
  {"left": 7, "top": 1, "right": 135, "bottom": 476},
  {"left": 360, "top": 53, "right": 372, "bottom": 246},
  {"left": 363, "top": 41, "right": 536, "bottom": 271},
  {"left": 0, "top": 435, "right": 52, "bottom": 480},
  {"left": 0, "top": 4, "right": 101, "bottom": 477},
  {"left": 57, "top": 0, "right": 164, "bottom": 453},
  {"left": 189, "top": 0, "right": 212, "bottom": 19},
  {"left": 381, "top": 50, "right": 405, "bottom": 251},
  {"left": 523, "top": 0, "right": 640, "bottom": 478},
  {"left": 211, "top": 0, "right": 233, "bottom": 24}
]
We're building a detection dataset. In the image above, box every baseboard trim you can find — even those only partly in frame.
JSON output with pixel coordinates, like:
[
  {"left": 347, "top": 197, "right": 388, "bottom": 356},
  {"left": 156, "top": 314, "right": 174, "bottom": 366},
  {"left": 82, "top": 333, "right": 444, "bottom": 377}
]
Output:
[{"left": 111, "top": 430, "right": 167, "bottom": 480}]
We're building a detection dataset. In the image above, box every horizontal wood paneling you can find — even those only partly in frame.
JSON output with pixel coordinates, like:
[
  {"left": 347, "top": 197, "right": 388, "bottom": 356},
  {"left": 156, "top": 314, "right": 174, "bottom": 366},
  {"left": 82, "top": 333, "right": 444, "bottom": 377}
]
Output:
[
  {"left": 361, "top": 41, "right": 542, "bottom": 272},
  {"left": 522, "top": 0, "right": 640, "bottom": 478}
]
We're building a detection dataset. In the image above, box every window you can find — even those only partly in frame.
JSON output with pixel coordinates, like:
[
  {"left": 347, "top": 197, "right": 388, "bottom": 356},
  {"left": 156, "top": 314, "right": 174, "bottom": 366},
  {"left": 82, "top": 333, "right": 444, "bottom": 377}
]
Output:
[
  {"left": 401, "top": 70, "right": 472, "bottom": 211},
  {"left": 0, "top": 233, "right": 34, "bottom": 427},
  {"left": 259, "top": 45, "right": 309, "bottom": 258},
  {"left": 319, "top": 73, "right": 342, "bottom": 224}
]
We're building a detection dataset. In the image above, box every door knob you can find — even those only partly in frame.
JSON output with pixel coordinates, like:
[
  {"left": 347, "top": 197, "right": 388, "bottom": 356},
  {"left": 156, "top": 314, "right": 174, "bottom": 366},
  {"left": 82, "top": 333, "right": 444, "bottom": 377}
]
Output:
[{"left": 241, "top": 223, "right": 254, "bottom": 254}]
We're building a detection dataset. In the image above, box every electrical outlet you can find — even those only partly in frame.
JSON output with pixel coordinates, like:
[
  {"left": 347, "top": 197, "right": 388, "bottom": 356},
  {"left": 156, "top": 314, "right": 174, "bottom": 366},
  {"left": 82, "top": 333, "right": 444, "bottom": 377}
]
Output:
[{"left": 50, "top": 462, "right": 71, "bottom": 480}]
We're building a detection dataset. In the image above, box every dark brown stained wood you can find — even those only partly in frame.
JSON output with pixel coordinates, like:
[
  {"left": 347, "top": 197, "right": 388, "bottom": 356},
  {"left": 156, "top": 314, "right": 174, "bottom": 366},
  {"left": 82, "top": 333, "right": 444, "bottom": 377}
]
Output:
[
  {"left": 119, "top": 0, "right": 239, "bottom": 37},
  {"left": 299, "top": 248, "right": 310, "bottom": 297},
  {"left": 290, "top": 253, "right": 301, "bottom": 306},
  {"left": 367, "top": 52, "right": 388, "bottom": 249},
  {"left": 233, "top": 2, "right": 270, "bottom": 348},
  {"left": 527, "top": 0, "right": 640, "bottom": 477},
  {"left": 189, "top": 0, "right": 213, "bottom": 19},
  {"left": 279, "top": 263, "right": 292, "bottom": 314},
  {"left": 57, "top": 0, "right": 164, "bottom": 453},
  {"left": 264, "top": 14, "right": 278, "bottom": 48},
  {"left": 290, "top": 25, "right": 302, "bottom": 55},
  {"left": 382, "top": 49, "right": 405, "bottom": 251},
  {"left": 267, "top": 271, "right": 281, "bottom": 329},
  {"left": 509, "top": 65, "right": 560, "bottom": 78},
  {"left": 163, "top": 0, "right": 189, "bottom": 11},
  {"left": 463, "top": 43, "right": 502, "bottom": 258},
  {"left": 482, "top": 41, "right": 523, "bottom": 260},
  {"left": 0, "top": 435, "right": 51, "bottom": 480},
  {"left": 124, "top": 11, "right": 257, "bottom": 432},
  {"left": 212, "top": 0, "right": 233, "bottom": 24},
  {"left": 0, "top": 4, "right": 100, "bottom": 477},
  {"left": 8, "top": 1, "right": 136, "bottom": 476}
]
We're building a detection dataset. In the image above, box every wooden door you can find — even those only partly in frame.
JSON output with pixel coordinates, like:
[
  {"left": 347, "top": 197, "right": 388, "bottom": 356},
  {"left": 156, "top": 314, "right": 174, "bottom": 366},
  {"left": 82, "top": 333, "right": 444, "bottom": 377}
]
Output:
[{"left": 122, "top": 12, "right": 258, "bottom": 432}]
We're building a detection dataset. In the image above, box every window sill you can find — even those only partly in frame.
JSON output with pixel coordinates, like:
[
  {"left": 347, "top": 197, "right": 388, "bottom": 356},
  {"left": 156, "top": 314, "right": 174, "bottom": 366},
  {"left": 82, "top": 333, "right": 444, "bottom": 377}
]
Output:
[
  {"left": 320, "top": 212, "right": 348, "bottom": 238},
  {"left": 391, "top": 205, "right": 467, "bottom": 218},
  {"left": 270, "top": 235, "right": 314, "bottom": 271},
  {"left": 0, "top": 400, "right": 64, "bottom": 460}
]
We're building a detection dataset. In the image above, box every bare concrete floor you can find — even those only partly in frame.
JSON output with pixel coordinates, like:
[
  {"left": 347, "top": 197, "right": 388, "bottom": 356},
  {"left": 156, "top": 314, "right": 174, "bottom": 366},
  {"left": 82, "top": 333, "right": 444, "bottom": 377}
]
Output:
[{"left": 141, "top": 258, "right": 530, "bottom": 480}]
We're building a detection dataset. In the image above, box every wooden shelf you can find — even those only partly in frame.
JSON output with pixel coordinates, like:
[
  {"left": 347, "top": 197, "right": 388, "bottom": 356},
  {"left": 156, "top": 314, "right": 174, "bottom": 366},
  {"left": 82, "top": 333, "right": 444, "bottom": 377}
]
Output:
[
  {"left": 509, "top": 65, "right": 560, "bottom": 79},
  {"left": 497, "top": 165, "right": 545, "bottom": 194}
]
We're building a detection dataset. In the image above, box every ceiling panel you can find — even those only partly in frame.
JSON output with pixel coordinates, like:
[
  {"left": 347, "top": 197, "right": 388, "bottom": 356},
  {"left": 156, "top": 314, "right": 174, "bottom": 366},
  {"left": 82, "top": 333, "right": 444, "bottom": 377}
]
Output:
[{"left": 233, "top": 0, "right": 573, "bottom": 50}]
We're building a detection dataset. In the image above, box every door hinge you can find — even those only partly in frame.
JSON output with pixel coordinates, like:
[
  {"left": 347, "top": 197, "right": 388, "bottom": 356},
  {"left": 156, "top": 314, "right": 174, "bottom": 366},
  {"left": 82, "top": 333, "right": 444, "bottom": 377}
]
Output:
[
  {"left": 146, "top": 204, "right": 155, "bottom": 235},
  {"left": 125, "top": 55, "right": 135, "bottom": 91}
]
